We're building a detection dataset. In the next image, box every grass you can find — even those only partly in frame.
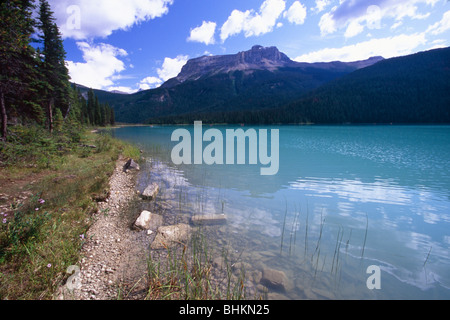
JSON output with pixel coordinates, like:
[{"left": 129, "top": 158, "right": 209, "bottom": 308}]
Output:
[
  {"left": 0, "top": 123, "right": 250, "bottom": 301},
  {"left": 0, "top": 124, "right": 140, "bottom": 300},
  {"left": 144, "top": 227, "right": 250, "bottom": 300}
]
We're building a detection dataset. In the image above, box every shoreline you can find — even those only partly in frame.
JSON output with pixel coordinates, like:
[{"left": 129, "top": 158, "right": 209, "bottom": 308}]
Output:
[{"left": 57, "top": 155, "right": 149, "bottom": 300}]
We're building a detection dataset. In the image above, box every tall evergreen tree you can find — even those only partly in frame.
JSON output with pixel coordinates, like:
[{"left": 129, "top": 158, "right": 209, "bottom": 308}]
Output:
[
  {"left": 37, "top": 0, "right": 70, "bottom": 133},
  {"left": 94, "top": 96, "right": 101, "bottom": 126},
  {"left": 87, "top": 88, "right": 95, "bottom": 125},
  {"left": 0, "top": 0, "right": 37, "bottom": 140},
  {"left": 110, "top": 107, "right": 115, "bottom": 126}
]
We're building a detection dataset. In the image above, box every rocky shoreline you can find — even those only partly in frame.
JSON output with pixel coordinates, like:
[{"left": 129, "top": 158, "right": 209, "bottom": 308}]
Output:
[
  {"left": 57, "top": 155, "right": 149, "bottom": 300},
  {"left": 54, "top": 154, "right": 311, "bottom": 300}
]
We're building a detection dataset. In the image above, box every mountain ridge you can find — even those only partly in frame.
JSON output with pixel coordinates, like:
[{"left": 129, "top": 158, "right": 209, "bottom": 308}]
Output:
[
  {"left": 161, "top": 45, "right": 383, "bottom": 88},
  {"left": 149, "top": 46, "right": 450, "bottom": 125},
  {"left": 78, "top": 45, "right": 450, "bottom": 125}
]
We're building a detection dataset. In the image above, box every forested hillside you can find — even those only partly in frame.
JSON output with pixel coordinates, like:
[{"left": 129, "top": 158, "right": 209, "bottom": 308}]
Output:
[
  {"left": 88, "top": 46, "right": 382, "bottom": 124},
  {"left": 146, "top": 47, "right": 450, "bottom": 125},
  {"left": 0, "top": 0, "right": 113, "bottom": 143}
]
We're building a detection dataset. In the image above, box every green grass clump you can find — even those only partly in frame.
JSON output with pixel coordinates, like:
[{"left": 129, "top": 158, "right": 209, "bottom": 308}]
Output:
[{"left": 144, "top": 228, "right": 250, "bottom": 301}]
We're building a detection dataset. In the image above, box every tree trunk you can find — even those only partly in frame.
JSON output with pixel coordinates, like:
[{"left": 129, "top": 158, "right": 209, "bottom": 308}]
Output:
[
  {"left": 48, "top": 97, "right": 54, "bottom": 133},
  {"left": 64, "top": 102, "right": 71, "bottom": 121},
  {"left": 0, "top": 89, "right": 7, "bottom": 141}
]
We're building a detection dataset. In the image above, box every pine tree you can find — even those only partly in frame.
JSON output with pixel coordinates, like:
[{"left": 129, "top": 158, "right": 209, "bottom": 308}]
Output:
[
  {"left": 87, "top": 88, "right": 95, "bottom": 125},
  {"left": 53, "top": 107, "right": 63, "bottom": 131},
  {"left": 37, "top": 0, "right": 70, "bottom": 133},
  {"left": 100, "top": 103, "right": 106, "bottom": 126},
  {"left": 94, "top": 96, "right": 101, "bottom": 126},
  {"left": 104, "top": 103, "right": 111, "bottom": 126},
  {"left": 110, "top": 107, "right": 115, "bottom": 126},
  {"left": 0, "top": 0, "right": 37, "bottom": 140}
]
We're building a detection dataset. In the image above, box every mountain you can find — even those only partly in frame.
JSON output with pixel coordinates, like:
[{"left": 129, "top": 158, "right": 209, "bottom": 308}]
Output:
[
  {"left": 162, "top": 45, "right": 382, "bottom": 88},
  {"left": 92, "top": 45, "right": 383, "bottom": 123},
  {"left": 281, "top": 46, "right": 450, "bottom": 124},
  {"left": 160, "top": 46, "right": 449, "bottom": 125}
]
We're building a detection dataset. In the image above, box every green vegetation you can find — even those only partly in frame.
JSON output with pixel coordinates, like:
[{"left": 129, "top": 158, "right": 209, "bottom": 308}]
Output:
[
  {"left": 145, "top": 47, "right": 450, "bottom": 125},
  {"left": 86, "top": 67, "right": 354, "bottom": 124},
  {"left": 0, "top": 125, "right": 137, "bottom": 299},
  {"left": 0, "top": 0, "right": 115, "bottom": 143},
  {"left": 144, "top": 229, "right": 250, "bottom": 300},
  {"left": 90, "top": 47, "right": 449, "bottom": 125}
]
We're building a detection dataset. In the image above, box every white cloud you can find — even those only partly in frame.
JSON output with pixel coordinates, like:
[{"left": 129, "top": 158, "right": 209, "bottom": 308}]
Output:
[
  {"left": 426, "top": 10, "right": 450, "bottom": 35},
  {"left": 312, "top": 0, "right": 331, "bottom": 14},
  {"left": 391, "top": 21, "right": 403, "bottom": 30},
  {"left": 284, "top": 1, "right": 307, "bottom": 25},
  {"left": 49, "top": 0, "right": 173, "bottom": 40},
  {"left": 319, "top": 11, "right": 337, "bottom": 36},
  {"left": 138, "top": 76, "right": 163, "bottom": 90},
  {"left": 344, "top": 20, "right": 364, "bottom": 38},
  {"left": 294, "top": 33, "right": 427, "bottom": 62},
  {"left": 220, "top": 10, "right": 250, "bottom": 42},
  {"left": 107, "top": 86, "right": 136, "bottom": 94},
  {"left": 157, "top": 55, "right": 189, "bottom": 81},
  {"left": 220, "top": 0, "right": 286, "bottom": 42},
  {"left": 187, "top": 21, "right": 217, "bottom": 45},
  {"left": 318, "top": 0, "right": 438, "bottom": 38},
  {"left": 67, "top": 42, "right": 128, "bottom": 89}
]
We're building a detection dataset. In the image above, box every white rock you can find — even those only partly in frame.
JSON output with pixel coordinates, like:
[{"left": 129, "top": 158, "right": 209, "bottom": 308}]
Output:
[
  {"left": 151, "top": 224, "right": 191, "bottom": 250},
  {"left": 134, "top": 210, "right": 163, "bottom": 230},
  {"left": 141, "top": 183, "right": 159, "bottom": 200}
]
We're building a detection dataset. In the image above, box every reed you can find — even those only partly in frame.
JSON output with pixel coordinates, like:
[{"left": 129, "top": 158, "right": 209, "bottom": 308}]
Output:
[
  {"left": 361, "top": 213, "right": 369, "bottom": 260},
  {"left": 280, "top": 201, "right": 288, "bottom": 255},
  {"left": 145, "top": 213, "right": 251, "bottom": 300},
  {"left": 423, "top": 246, "right": 432, "bottom": 268}
]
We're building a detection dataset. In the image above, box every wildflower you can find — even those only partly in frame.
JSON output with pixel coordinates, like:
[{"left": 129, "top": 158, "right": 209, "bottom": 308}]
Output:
[
  {"left": 35, "top": 208, "right": 40, "bottom": 211},
  {"left": 39, "top": 199, "right": 45, "bottom": 204},
  {"left": 79, "top": 234, "right": 85, "bottom": 240},
  {"left": 2, "top": 218, "right": 6, "bottom": 224},
  {"left": 47, "top": 264, "right": 52, "bottom": 268}
]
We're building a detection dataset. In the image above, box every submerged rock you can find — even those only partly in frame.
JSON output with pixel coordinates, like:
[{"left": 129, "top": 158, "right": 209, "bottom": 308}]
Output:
[
  {"left": 141, "top": 183, "right": 159, "bottom": 200},
  {"left": 133, "top": 210, "right": 163, "bottom": 231},
  {"left": 191, "top": 214, "right": 227, "bottom": 226},
  {"left": 260, "top": 268, "right": 289, "bottom": 292},
  {"left": 151, "top": 224, "right": 191, "bottom": 250}
]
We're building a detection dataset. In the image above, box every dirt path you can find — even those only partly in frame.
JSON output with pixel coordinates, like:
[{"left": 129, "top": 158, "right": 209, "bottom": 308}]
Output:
[{"left": 57, "top": 156, "right": 150, "bottom": 300}]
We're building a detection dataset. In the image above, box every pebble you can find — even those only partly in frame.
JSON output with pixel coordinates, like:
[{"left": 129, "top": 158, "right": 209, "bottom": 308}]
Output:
[{"left": 56, "top": 156, "right": 145, "bottom": 300}]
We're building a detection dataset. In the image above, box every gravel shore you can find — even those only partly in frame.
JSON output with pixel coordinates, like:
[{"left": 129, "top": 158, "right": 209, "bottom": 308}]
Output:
[{"left": 57, "top": 156, "right": 149, "bottom": 300}]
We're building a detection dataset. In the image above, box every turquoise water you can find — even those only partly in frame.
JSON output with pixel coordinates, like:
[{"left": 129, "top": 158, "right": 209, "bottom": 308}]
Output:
[{"left": 112, "top": 125, "right": 450, "bottom": 300}]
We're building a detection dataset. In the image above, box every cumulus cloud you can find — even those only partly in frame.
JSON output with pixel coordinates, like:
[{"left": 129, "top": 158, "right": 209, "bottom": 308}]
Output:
[
  {"left": 138, "top": 76, "right": 163, "bottom": 90},
  {"left": 426, "top": 10, "right": 450, "bottom": 35},
  {"left": 49, "top": 0, "right": 173, "bottom": 40},
  {"left": 157, "top": 55, "right": 189, "bottom": 81},
  {"left": 66, "top": 42, "right": 128, "bottom": 89},
  {"left": 107, "top": 86, "right": 137, "bottom": 94},
  {"left": 284, "top": 1, "right": 307, "bottom": 25},
  {"left": 187, "top": 21, "right": 217, "bottom": 45},
  {"left": 312, "top": 0, "right": 331, "bottom": 14},
  {"left": 294, "top": 33, "right": 427, "bottom": 62},
  {"left": 319, "top": 0, "right": 438, "bottom": 38},
  {"left": 318, "top": 11, "right": 337, "bottom": 36},
  {"left": 220, "top": 0, "right": 286, "bottom": 42}
]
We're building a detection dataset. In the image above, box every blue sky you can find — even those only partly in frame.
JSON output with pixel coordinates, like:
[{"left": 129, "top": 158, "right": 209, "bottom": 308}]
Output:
[{"left": 48, "top": 0, "right": 450, "bottom": 93}]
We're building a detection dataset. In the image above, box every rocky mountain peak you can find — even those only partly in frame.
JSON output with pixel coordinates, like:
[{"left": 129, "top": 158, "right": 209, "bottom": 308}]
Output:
[
  {"left": 163, "top": 45, "right": 294, "bottom": 88},
  {"left": 236, "top": 45, "right": 291, "bottom": 65},
  {"left": 162, "top": 45, "right": 384, "bottom": 89}
]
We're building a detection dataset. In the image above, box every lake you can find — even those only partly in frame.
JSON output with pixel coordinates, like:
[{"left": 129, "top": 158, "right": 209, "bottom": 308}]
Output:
[{"left": 111, "top": 125, "right": 450, "bottom": 300}]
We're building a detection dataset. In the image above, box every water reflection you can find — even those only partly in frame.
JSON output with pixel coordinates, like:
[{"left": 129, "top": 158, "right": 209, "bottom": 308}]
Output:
[{"left": 112, "top": 125, "right": 450, "bottom": 299}]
